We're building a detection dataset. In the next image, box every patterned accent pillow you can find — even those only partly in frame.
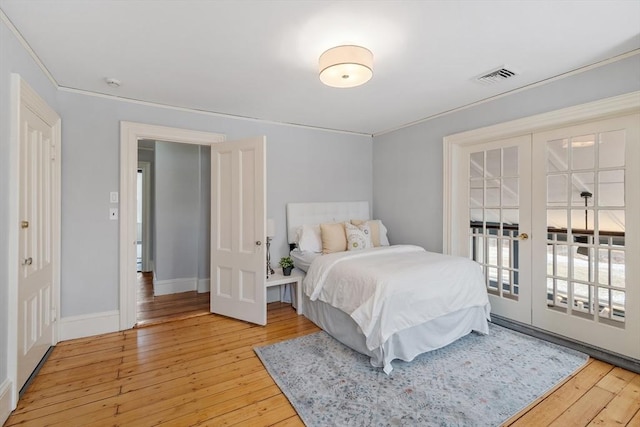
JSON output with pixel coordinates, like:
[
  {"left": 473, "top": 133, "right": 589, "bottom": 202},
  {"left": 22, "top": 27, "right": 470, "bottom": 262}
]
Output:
[
  {"left": 350, "top": 219, "right": 390, "bottom": 246},
  {"left": 345, "top": 222, "right": 373, "bottom": 251}
]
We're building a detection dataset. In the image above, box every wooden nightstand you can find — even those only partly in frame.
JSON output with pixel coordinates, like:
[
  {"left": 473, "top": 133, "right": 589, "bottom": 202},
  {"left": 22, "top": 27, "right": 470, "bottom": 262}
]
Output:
[{"left": 266, "top": 268, "right": 303, "bottom": 315}]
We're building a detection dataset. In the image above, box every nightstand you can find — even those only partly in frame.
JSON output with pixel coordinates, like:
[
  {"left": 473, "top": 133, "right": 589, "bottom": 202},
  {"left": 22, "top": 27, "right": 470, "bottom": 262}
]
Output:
[{"left": 266, "top": 268, "right": 303, "bottom": 315}]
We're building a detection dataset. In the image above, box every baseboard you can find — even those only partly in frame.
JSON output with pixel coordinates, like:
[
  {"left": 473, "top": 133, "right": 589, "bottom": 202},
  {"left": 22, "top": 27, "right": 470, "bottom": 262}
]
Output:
[
  {"left": 197, "top": 278, "right": 210, "bottom": 293},
  {"left": 0, "top": 378, "right": 13, "bottom": 425},
  {"left": 491, "top": 315, "right": 640, "bottom": 374},
  {"left": 58, "top": 310, "right": 120, "bottom": 341},
  {"left": 153, "top": 277, "right": 197, "bottom": 296}
]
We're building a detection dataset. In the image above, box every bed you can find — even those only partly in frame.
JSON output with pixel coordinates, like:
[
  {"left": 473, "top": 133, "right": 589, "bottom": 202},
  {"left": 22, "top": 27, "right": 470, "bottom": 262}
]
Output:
[{"left": 287, "top": 201, "right": 491, "bottom": 374}]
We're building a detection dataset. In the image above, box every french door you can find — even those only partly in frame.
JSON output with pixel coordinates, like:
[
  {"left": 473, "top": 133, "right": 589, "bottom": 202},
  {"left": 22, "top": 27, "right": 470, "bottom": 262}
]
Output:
[
  {"left": 531, "top": 114, "right": 639, "bottom": 358},
  {"left": 462, "top": 135, "right": 532, "bottom": 324},
  {"left": 458, "top": 113, "right": 639, "bottom": 359}
]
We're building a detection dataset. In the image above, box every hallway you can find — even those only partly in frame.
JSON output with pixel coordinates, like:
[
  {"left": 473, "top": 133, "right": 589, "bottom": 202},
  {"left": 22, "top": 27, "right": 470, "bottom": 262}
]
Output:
[{"left": 136, "top": 272, "right": 210, "bottom": 327}]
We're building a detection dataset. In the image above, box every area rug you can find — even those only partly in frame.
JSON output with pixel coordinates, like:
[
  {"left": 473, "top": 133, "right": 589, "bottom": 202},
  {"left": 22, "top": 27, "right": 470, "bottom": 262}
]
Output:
[{"left": 254, "top": 323, "right": 588, "bottom": 426}]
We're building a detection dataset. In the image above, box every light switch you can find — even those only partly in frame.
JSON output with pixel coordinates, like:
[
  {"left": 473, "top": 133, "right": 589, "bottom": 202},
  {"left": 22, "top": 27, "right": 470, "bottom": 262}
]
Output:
[
  {"left": 110, "top": 192, "right": 119, "bottom": 203},
  {"left": 109, "top": 208, "right": 119, "bottom": 220}
]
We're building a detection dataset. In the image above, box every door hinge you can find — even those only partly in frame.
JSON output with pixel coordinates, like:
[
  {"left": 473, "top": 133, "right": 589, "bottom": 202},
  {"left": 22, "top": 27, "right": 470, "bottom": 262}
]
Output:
[{"left": 51, "top": 307, "right": 57, "bottom": 322}]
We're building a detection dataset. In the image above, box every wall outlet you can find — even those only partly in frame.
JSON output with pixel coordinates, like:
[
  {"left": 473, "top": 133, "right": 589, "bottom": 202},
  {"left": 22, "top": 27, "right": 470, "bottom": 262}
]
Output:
[
  {"left": 110, "top": 192, "right": 119, "bottom": 203},
  {"left": 109, "top": 208, "right": 119, "bottom": 220}
]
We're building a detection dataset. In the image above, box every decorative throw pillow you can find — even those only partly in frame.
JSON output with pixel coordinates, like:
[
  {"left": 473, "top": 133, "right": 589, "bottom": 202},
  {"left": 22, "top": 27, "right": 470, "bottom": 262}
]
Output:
[
  {"left": 320, "top": 222, "right": 347, "bottom": 254},
  {"left": 351, "top": 219, "right": 381, "bottom": 246},
  {"left": 345, "top": 222, "right": 373, "bottom": 251}
]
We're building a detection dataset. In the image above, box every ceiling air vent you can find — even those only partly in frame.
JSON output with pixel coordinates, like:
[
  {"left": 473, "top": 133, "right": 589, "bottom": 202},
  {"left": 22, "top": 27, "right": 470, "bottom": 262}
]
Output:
[{"left": 475, "top": 66, "right": 519, "bottom": 85}]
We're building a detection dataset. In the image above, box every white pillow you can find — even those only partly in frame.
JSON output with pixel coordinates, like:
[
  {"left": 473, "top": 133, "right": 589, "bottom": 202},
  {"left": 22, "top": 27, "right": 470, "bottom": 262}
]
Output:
[
  {"left": 296, "top": 224, "right": 322, "bottom": 253},
  {"left": 345, "top": 222, "right": 373, "bottom": 251},
  {"left": 379, "top": 221, "right": 390, "bottom": 246}
]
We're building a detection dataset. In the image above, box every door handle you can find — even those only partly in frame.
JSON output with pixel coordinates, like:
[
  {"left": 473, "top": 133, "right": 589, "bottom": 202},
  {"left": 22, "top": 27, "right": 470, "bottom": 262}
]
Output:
[
  {"left": 22, "top": 257, "right": 33, "bottom": 266},
  {"left": 255, "top": 241, "right": 262, "bottom": 246},
  {"left": 518, "top": 233, "right": 529, "bottom": 241}
]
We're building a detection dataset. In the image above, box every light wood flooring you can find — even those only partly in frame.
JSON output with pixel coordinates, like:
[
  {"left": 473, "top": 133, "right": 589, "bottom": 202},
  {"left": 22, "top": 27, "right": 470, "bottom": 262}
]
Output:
[
  {"left": 5, "top": 304, "right": 640, "bottom": 426},
  {"left": 136, "top": 272, "right": 210, "bottom": 327}
]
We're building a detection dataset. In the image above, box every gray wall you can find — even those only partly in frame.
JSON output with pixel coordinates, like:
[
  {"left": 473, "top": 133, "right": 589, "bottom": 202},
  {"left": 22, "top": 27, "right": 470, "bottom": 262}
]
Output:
[
  {"left": 198, "top": 145, "right": 211, "bottom": 289},
  {"left": 154, "top": 141, "right": 201, "bottom": 282},
  {"left": 56, "top": 89, "right": 372, "bottom": 317},
  {"left": 372, "top": 54, "right": 640, "bottom": 253}
]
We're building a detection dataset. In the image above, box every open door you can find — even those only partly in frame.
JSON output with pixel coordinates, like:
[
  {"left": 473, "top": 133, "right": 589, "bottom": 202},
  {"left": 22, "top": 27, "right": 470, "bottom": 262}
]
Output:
[{"left": 211, "top": 136, "right": 267, "bottom": 325}]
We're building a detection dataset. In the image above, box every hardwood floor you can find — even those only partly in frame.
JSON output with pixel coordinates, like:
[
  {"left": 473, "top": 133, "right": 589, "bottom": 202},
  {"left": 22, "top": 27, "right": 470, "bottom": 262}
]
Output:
[
  {"left": 5, "top": 304, "right": 639, "bottom": 426},
  {"left": 136, "top": 272, "right": 210, "bottom": 327}
]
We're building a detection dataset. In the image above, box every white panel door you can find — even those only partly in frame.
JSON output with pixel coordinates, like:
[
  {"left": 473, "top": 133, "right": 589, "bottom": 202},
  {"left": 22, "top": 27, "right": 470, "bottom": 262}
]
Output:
[
  {"left": 211, "top": 136, "right": 267, "bottom": 325},
  {"left": 532, "top": 114, "right": 640, "bottom": 359},
  {"left": 17, "top": 104, "right": 58, "bottom": 390},
  {"left": 461, "top": 135, "right": 532, "bottom": 324}
]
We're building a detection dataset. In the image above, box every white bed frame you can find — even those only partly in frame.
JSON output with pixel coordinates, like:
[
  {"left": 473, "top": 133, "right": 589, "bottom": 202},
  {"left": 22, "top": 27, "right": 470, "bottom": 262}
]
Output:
[{"left": 286, "top": 201, "right": 370, "bottom": 244}]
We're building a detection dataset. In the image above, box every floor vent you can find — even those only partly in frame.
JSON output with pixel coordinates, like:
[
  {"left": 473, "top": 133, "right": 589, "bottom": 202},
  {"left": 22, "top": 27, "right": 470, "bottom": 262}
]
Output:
[{"left": 475, "top": 67, "right": 518, "bottom": 85}]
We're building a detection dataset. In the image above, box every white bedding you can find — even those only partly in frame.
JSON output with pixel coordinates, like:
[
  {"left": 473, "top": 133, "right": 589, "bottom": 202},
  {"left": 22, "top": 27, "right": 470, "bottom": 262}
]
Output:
[
  {"left": 289, "top": 249, "right": 321, "bottom": 273},
  {"left": 303, "top": 245, "right": 491, "bottom": 355}
]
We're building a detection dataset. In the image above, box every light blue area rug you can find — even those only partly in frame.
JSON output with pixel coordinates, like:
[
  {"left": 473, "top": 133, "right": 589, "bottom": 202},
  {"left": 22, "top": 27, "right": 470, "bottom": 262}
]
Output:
[{"left": 254, "top": 323, "right": 588, "bottom": 426}]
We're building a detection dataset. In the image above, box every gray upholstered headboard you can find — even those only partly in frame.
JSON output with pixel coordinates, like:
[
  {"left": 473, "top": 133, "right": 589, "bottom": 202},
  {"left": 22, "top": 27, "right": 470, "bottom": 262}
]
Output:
[{"left": 286, "top": 201, "right": 370, "bottom": 244}]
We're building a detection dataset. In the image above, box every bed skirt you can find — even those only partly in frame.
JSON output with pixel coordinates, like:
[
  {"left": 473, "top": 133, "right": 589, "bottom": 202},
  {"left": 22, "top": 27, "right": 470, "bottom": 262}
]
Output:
[{"left": 302, "top": 293, "right": 491, "bottom": 373}]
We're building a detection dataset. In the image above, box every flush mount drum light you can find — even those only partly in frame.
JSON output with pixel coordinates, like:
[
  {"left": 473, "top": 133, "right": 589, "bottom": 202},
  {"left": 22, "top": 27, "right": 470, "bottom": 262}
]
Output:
[{"left": 319, "top": 45, "right": 373, "bottom": 88}]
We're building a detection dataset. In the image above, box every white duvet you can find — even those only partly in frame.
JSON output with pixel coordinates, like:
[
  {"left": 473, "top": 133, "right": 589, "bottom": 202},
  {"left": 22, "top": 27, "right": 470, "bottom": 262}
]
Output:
[{"left": 303, "top": 245, "right": 491, "bottom": 351}]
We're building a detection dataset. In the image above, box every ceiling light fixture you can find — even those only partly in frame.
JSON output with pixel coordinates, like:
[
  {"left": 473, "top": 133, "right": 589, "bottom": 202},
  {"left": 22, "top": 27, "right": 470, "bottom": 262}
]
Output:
[{"left": 319, "top": 45, "right": 373, "bottom": 88}]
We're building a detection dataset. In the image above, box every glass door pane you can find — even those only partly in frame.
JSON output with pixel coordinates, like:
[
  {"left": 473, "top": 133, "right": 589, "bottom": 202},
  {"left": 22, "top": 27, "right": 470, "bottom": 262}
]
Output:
[
  {"left": 533, "top": 113, "right": 639, "bottom": 360},
  {"left": 545, "top": 131, "right": 626, "bottom": 326},
  {"left": 467, "top": 135, "right": 531, "bottom": 324}
]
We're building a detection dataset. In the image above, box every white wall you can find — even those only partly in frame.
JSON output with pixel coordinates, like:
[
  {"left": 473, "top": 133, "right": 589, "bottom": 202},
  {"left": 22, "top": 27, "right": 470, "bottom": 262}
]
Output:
[{"left": 372, "top": 54, "right": 640, "bottom": 253}]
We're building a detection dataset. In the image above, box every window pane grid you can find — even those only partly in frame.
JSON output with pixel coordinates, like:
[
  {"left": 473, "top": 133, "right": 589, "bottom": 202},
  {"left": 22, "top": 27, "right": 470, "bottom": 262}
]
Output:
[
  {"left": 546, "top": 130, "right": 626, "bottom": 326},
  {"left": 469, "top": 147, "right": 519, "bottom": 301}
]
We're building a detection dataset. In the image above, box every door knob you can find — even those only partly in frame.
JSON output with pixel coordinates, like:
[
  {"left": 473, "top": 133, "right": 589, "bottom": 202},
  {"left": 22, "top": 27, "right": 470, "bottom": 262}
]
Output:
[
  {"left": 255, "top": 241, "right": 262, "bottom": 246},
  {"left": 22, "top": 257, "right": 33, "bottom": 266},
  {"left": 518, "top": 233, "right": 529, "bottom": 241}
]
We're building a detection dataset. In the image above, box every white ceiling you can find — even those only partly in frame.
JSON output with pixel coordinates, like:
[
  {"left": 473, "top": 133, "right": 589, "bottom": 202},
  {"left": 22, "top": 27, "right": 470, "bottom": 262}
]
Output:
[{"left": 1, "top": 0, "right": 639, "bottom": 135}]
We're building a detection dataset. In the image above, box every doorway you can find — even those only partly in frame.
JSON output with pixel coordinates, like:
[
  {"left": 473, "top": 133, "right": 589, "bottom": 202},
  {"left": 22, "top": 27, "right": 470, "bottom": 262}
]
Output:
[
  {"left": 119, "top": 122, "right": 225, "bottom": 330},
  {"left": 136, "top": 162, "right": 151, "bottom": 273},
  {"left": 135, "top": 140, "right": 213, "bottom": 326}
]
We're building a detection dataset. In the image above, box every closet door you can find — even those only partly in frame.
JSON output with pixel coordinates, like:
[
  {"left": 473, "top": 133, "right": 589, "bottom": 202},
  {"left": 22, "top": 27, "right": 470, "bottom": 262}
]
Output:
[
  {"left": 462, "top": 135, "right": 532, "bottom": 324},
  {"left": 531, "top": 114, "right": 640, "bottom": 359}
]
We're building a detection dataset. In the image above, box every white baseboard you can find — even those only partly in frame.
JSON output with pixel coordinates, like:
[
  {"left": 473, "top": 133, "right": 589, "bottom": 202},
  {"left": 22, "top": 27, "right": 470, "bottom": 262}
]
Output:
[
  {"left": 197, "top": 278, "right": 210, "bottom": 293},
  {"left": 0, "top": 378, "right": 13, "bottom": 425},
  {"left": 153, "top": 277, "right": 197, "bottom": 296},
  {"left": 58, "top": 310, "right": 120, "bottom": 341}
]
